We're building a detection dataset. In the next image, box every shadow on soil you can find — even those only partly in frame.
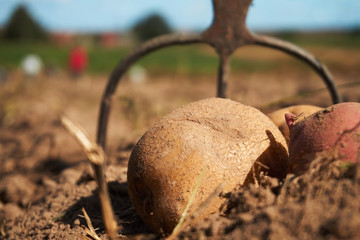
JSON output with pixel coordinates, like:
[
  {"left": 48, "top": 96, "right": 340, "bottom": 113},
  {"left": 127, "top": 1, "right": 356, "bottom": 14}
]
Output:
[{"left": 60, "top": 181, "right": 153, "bottom": 237}]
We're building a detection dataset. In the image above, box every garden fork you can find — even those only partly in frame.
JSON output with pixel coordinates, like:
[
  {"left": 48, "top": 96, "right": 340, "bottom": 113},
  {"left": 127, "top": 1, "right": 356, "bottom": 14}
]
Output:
[
  {"left": 97, "top": 0, "right": 341, "bottom": 148},
  {"left": 93, "top": 1, "right": 342, "bottom": 236}
]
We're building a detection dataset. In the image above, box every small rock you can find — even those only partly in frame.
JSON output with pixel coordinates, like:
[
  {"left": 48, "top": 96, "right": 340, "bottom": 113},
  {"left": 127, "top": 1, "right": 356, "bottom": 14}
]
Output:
[
  {"left": 74, "top": 219, "right": 80, "bottom": 226},
  {"left": 42, "top": 211, "right": 52, "bottom": 220},
  {"left": 59, "top": 223, "right": 66, "bottom": 230},
  {"left": 0, "top": 174, "right": 37, "bottom": 207},
  {"left": 42, "top": 176, "right": 57, "bottom": 189},
  {"left": 1, "top": 203, "right": 24, "bottom": 219},
  {"left": 58, "top": 168, "right": 82, "bottom": 185}
]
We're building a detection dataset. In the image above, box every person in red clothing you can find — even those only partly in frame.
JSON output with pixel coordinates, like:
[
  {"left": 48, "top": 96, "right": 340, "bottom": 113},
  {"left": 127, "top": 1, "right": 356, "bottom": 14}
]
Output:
[{"left": 69, "top": 45, "right": 88, "bottom": 78}]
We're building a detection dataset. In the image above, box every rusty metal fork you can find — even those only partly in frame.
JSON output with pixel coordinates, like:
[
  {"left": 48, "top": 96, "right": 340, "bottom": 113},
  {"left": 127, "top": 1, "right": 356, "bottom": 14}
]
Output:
[{"left": 97, "top": 0, "right": 341, "bottom": 148}]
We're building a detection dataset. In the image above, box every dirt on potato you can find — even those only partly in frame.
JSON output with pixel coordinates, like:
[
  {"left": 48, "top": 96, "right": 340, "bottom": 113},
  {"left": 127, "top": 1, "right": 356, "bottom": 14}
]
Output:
[{"left": 0, "top": 64, "right": 360, "bottom": 239}]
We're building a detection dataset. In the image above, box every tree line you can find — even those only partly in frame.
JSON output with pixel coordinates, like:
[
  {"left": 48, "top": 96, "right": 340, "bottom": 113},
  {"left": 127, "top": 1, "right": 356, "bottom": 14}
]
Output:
[{"left": 1, "top": 5, "right": 173, "bottom": 43}]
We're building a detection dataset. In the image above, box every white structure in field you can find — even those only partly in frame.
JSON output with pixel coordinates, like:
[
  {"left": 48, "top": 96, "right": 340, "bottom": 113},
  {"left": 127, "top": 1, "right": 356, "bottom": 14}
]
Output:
[
  {"left": 21, "top": 54, "right": 43, "bottom": 77},
  {"left": 129, "top": 65, "right": 147, "bottom": 84}
]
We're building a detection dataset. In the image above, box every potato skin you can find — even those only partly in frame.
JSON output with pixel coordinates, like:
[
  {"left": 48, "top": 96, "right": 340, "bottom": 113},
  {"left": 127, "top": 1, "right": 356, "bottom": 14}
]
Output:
[
  {"left": 288, "top": 102, "right": 360, "bottom": 175},
  {"left": 127, "top": 98, "right": 289, "bottom": 233},
  {"left": 268, "top": 105, "right": 322, "bottom": 145}
]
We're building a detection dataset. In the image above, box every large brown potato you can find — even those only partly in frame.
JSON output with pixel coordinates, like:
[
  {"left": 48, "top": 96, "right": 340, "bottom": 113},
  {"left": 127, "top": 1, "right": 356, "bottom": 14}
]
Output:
[
  {"left": 267, "top": 105, "right": 322, "bottom": 145},
  {"left": 128, "top": 98, "right": 289, "bottom": 233}
]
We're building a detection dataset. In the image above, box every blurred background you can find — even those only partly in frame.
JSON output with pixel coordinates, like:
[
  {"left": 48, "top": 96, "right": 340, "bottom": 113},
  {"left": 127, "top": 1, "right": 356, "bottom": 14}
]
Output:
[
  {"left": 0, "top": 0, "right": 359, "bottom": 76},
  {"left": 0, "top": 0, "right": 360, "bottom": 143},
  {"left": 1, "top": 2, "right": 360, "bottom": 238}
]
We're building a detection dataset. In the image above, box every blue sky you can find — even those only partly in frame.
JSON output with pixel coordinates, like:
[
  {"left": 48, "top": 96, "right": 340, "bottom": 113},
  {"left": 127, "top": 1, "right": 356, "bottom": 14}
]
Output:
[{"left": 0, "top": 0, "right": 359, "bottom": 32}]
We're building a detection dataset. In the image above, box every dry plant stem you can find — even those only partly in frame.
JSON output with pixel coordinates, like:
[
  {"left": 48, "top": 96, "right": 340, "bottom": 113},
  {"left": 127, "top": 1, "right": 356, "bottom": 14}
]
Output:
[
  {"left": 0, "top": 221, "right": 6, "bottom": 238},
  {"left": 190, "top": 181, "right": 226, "bottom": 219},
  {"left": 171, "top": 166, "right": 206, "bottom": 236},
  {"left": 81, "top": 208, "right": 102, "bottom": 240},
  {"left": 61, "top": 116, "right": 104, "bottom": 165},
  {"left": 60, "top": 116, "right": 118, "bottom": 239},
  {"left": 167, "top": 181, "right": 226, "bottom": 240},
  {"left": 276, "top": 173, "right": 295, "bottom": 205}
]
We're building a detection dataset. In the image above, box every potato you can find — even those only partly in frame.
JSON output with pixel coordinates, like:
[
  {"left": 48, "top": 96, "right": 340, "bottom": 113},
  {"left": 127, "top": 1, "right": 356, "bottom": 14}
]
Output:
[
  {"left": 286, "top": 102, "right": 360, "bottom": 175},
  {"left": 268, "top": 105, "right": 322, "bottom": 145},
  {"left": 127, "top": 98, "right": 289, "bottom": 233}
]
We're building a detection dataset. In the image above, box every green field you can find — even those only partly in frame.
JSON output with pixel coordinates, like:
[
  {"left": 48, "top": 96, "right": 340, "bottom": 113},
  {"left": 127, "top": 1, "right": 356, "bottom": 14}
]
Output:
[
  {"left": 1, "top": 32, "right": 359, "bottom": 76},
  {"left": 273, "top": 31, "right": 360, "bottom": 49}
]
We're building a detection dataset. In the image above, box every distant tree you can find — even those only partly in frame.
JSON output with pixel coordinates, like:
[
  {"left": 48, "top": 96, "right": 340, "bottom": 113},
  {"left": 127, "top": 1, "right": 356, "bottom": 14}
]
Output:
[
  {"left": 132, "top": 13, "right": 172, "bottom": 42},
  {"left": 350, "top": 27, "right": 360, "bottom": 37},
  {"left": 3, "top": 5, "right": 48, "bottom": 41}
]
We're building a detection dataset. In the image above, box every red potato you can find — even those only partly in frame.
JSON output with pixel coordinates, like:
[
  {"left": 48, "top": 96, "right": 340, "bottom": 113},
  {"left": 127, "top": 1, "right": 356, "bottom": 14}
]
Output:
[
  {"left": 286, "top": 102, "right": 360, "bottom": 175},
  {"left": 267, "top": 105, "right": 322, "bottom": 145}
]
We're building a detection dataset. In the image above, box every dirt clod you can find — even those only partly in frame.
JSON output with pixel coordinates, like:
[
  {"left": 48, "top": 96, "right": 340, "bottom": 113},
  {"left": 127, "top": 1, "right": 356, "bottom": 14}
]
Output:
[{"left": 178, "top": 157, "right": 360, "bottom": 240}]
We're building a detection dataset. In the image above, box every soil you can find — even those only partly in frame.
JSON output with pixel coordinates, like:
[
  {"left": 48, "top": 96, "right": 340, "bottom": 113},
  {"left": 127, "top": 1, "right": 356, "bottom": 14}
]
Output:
[
  {"left": 178, "top": 158, "right": 360, "bottom": 240},
  {"left": 0, "top": 59, "right": 360, "bottom": 239}
]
